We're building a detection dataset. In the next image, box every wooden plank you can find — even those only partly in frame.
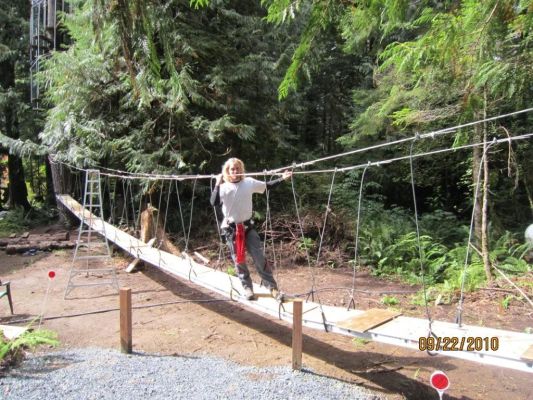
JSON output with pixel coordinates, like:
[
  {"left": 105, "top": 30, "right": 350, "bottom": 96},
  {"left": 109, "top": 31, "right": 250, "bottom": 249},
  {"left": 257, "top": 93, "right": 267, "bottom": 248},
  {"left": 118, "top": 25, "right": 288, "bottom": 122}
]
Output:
[
  {"left": 521, "top": 345, "right": 533, "bottom": 361},
  {"left": 0, "top": 325, "right": 29, "bottom": 340},
  {"left": 292, "top": 300, "right": 303, "bottom": 371},
  {"left": 125, "top": 238, "right": 156, "bottom": 273},
  {"left": 120, "top": 288, "right": 132, "bottom": 354},
  {"left": 336, "top": 308, "right": 401, "bottom": 332},
  {"left": 193, "top": 251, "right": 210, "bottom": 264},
  {"left": 56, "top": 194, "right": 533, "bottom": 374}
]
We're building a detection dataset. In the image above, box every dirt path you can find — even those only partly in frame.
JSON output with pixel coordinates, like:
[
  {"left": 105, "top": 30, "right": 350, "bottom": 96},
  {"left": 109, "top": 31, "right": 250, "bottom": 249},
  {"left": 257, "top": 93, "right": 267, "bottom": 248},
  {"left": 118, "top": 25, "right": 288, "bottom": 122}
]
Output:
[{"left": 1, "top": 243, "right": 532, "bottom": 400}]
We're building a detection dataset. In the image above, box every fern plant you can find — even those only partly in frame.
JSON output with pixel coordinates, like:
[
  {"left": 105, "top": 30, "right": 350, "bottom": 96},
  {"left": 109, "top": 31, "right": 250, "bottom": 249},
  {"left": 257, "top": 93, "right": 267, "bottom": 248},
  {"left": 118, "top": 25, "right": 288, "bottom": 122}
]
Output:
[
  {"left": 0, "top": 328, "right": 59, "bottom": 368},
  {"left": 375, "top": 231, "right": 449, "bottom": 285}
]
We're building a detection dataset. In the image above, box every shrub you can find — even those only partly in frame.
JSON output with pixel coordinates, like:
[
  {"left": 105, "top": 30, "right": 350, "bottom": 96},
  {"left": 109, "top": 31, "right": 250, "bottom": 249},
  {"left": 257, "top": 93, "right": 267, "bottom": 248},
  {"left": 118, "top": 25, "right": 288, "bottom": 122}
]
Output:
[{"left": 0, "top": 328, "right": 59, "bottom": 370}]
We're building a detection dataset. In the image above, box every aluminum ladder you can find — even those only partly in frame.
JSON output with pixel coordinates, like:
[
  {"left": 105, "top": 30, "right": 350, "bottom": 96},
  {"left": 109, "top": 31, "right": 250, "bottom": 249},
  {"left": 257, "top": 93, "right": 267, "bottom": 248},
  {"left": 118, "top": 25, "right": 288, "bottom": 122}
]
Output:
[{"left": 65, "top": 169, "right": 119, "bottom": 298}]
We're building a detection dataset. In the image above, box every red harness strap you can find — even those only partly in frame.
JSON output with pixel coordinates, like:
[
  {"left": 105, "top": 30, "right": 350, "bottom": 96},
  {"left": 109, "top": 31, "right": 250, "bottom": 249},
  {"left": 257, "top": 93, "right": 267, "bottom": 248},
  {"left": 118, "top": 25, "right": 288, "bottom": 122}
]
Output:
[{"left": 235, "top": 223, "right": 246, "bottom": 264}]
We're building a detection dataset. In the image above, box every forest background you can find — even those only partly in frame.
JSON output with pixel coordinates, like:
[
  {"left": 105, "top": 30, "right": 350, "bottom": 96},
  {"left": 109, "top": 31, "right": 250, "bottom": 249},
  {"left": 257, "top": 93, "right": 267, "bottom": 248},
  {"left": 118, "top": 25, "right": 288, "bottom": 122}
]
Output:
[{"left": 0, "top": 0, "right": 532, "bottom": 303}]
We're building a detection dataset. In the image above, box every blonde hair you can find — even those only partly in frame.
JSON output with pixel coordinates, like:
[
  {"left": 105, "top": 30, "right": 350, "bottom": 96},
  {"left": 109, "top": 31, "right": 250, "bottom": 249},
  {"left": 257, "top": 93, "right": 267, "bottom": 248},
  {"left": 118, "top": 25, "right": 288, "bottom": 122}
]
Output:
[{"left": 222, "top": 158, "right": 245, "bottom": 182}]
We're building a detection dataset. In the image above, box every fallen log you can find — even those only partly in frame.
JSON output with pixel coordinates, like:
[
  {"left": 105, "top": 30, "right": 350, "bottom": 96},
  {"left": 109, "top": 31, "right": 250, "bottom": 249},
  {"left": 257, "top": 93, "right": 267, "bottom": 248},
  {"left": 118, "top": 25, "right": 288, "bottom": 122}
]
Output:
[
  {"left": 5, "top": 241, "right": 77, "bottom": 255},
  {"left": 0, "top": 232, "right": 70, "bottom": 247}
]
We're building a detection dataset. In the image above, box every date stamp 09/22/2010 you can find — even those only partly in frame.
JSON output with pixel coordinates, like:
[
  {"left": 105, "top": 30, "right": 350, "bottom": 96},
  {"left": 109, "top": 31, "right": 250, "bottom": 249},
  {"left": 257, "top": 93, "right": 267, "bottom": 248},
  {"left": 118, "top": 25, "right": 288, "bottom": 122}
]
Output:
[{"left": 418, "top": 336, "right": 500, "bottom": 352}]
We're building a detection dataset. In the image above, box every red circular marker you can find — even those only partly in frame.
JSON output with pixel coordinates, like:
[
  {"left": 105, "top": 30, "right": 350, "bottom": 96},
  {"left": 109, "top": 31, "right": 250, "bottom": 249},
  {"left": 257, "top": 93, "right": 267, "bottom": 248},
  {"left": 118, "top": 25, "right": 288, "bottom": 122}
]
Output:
[
  {"left": 430, "top": 370, "right": 450, "bottom": 391},
  {"left": 48, "top": 271, "right": 56, "bottom": 279}
]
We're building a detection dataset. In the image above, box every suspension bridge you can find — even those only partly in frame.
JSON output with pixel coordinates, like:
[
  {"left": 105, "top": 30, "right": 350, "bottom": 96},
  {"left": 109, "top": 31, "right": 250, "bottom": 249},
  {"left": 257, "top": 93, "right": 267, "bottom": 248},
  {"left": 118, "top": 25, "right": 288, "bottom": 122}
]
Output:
[{"left": 54, "top": 109, "right": 533, "bottom": 374}]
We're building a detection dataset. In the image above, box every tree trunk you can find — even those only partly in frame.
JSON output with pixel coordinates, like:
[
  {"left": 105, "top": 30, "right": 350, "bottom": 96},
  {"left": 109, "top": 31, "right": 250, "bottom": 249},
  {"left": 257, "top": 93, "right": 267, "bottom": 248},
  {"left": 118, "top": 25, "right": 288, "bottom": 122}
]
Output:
[
  {"left": 45, "top": 157, "right": 56, "bottom": 206},
  {"left": 1, "top": 59, "right": 31, "bottom": 211},
  {"left": 49, "top": 157, "right": 77, "bottom": 225},
  {"left": 7, "top": 155, "right": 31, "bottom": 211},
  {"left": 0, "top": 150, "right": 7, "bottom": 209},
  {"left": 472, "top": 116, "right": 491, "bottom": 282},
  {"left": 524, "top": 175, "right": 533, "bottom": 220},
  {"left": 480, "top": 99, "right": 492, "bottom": 282},
  {"left": 472, "top": 125, "right": 483, "bottom": 248}
]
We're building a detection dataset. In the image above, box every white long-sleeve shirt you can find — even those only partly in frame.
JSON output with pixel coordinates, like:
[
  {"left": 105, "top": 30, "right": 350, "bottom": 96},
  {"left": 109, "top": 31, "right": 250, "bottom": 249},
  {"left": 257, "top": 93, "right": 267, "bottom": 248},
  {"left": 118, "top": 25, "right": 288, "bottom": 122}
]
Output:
[{"left": 218, "top": 177, "right": 266, "bottom": 227}]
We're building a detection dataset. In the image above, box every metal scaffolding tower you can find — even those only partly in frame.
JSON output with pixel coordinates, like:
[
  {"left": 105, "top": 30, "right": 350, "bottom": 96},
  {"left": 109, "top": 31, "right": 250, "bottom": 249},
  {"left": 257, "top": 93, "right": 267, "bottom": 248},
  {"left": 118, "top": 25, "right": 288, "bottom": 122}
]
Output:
[{"left": 30, "top": 0, "right": 69, "bottom": 107}]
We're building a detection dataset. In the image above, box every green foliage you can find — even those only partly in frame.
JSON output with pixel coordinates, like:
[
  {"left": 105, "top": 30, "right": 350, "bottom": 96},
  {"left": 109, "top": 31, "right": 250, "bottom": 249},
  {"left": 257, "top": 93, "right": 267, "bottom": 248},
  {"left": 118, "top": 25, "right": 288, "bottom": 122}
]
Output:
[
  {"left": 1, "top": 0, "right": 530, "bottom": 309},
  {"left": 298, "top": 236, "right": 315, "bottom": 252},
  {"left": 419, "top": 210, "right": 467, "bottom": 246},
  {"left": 0, "top": 207, "right": 29, "bottom": 236},
  {"left": 351, "top": 337, "right": 370, "bottom": 347},
  {"left": 409, "top": 230, "right": 532, "bottom": 305},
  {"left": 266, "top": 0, "right": 423, "bottom": 98},
  {"left": 0, "top": 0, "right": 46, "bottom": 209},
  {"left": 357, "top": 0, "right": 533, "bottom": 134},
  {"left": 330, "top": 0, "right": 533, "bottom": 239},
  {"left": 0, "top": 207, "right": 56, "bottom": 237},
  {"left": 500, "top": 295, "right": 515, "bottom": 310},
  {"left": 40, "top": 0, "right": 310, "bottom": 182},
  {"left": 189, "top": 0, "right": 210, "bottom": 8},
  {"left": 0, "top": 328, "right": 59, "bottom": 368},
  {"left": 226, "top": 265, "right": 236, "bottom": 277},
  {"left": 380, "top": 295, "right": 399, "bottom": 306},
  {"left": 489, "top": 231, "right": 532, "bottom": 274},
  {"left": 375, "top": 232, "right": 450, "bottom": 285}
]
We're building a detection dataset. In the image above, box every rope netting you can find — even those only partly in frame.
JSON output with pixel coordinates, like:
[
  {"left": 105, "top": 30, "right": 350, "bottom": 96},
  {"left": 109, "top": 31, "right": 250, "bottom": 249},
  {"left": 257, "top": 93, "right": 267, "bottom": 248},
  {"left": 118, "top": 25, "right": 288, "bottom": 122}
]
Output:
[{"left": 50, "top": 109, "right": 533, "bottom": 327}]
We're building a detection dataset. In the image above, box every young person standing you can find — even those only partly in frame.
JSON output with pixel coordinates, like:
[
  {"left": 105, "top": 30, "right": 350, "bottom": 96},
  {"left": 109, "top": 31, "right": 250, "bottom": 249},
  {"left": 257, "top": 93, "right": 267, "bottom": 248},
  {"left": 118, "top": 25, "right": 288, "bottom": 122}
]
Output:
[{"left": 210, "top": 158, "right": 292, "bottom": 300}]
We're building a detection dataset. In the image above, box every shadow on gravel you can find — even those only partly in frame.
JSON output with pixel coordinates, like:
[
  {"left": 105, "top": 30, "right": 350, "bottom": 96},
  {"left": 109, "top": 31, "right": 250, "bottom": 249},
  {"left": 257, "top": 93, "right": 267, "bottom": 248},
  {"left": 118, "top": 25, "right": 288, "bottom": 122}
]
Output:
[
  {"left": 141, "top": 266, "right": 468, "bottom": 400},
  {"left": 0, "top": 314, "right": 35, "bottom": 324},
  {"left": 3, "top": 353, "right": 82, "bottom": 378},
  {"left": 133, "top": 351, "right": 201, "bottom": 361}
]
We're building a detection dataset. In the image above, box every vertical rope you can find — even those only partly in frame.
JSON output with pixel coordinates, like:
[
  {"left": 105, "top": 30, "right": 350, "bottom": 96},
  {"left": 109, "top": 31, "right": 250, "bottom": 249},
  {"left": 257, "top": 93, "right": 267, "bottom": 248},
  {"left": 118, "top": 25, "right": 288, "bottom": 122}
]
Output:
[
  {"left": 290, "top": 175, "right": 315, "bottom": 291},
  {"left": 120, "top": 180, "right": 128, "bottom": 226},
  {"left": 316, "top": 168, "right": 337, "bottom": 263},
  {"left": 456, "top": 139, "right": 497, "bottom": 326},
  {"left": 175, "top": 180, "right": 188, "bottom": 247},
  {"left": 154, "top": 180, "right": 165, "bottom": 240},
  {"left": 290, "top": 173, "right": 329, "bottom": 331},
  {"left": 134, "top": 181, "right": 143, "bottom": 232},
  {"left": 263, "top": 172, "right": 280, "bottom": 289},
  {"left": 162, "top": 180, "right": 172, "bottom": 235},
  {"left": 263, "top": 172, "right": 270, "bottom": 254},
  {"left": 184, "top": 177, "right": 197, "bottom": 252},
  {"left": 409, "top": 136, "right": 433, "bottom": 329},
  {"left": 290, "top": 177, "right": 328, "bottom": 332},
  {"left": 209, "top": 177, "right": 225, "bottom": 265},
  {"left": 127, "top": 180, "right": 136, "bottom": 229},
  {"left": 348, "top": 163, "right": 369, "bottom": 310},
  {"left": 106, "top": 176, "right": 115, "bottom": 223}
]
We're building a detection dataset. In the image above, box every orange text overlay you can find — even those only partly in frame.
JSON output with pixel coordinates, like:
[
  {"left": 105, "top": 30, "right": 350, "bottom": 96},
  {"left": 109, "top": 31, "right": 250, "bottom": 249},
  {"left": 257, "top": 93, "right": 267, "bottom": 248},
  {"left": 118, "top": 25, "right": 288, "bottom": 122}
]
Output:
[{"left": 418, "top": 336, "right": 500, "bottom": 352}]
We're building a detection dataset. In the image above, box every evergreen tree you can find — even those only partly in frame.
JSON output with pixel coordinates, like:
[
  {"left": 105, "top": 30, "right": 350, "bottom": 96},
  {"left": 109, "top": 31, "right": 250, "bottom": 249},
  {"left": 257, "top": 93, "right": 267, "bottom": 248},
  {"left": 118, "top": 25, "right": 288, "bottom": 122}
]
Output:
[
  {"left": 41, "top": 0, "right": 307, "bottom": 176},
  {"left": 0, "top": 0, "right": 39, "bottom": 210}
]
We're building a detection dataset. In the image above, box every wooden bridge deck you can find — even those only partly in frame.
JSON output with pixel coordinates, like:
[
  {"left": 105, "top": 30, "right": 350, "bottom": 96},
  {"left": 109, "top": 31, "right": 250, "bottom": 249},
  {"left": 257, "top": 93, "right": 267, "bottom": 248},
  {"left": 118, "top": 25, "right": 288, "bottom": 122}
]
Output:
[{"left": 57, "top": 194, "right": 533, "bottom": 373}]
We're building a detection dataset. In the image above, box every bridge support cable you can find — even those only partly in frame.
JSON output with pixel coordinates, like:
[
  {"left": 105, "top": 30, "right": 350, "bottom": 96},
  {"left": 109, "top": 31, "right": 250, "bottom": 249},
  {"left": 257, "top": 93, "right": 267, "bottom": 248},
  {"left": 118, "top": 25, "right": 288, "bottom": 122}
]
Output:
[{"left": 56, "top": 193, "right": 533, "bottom": 373}]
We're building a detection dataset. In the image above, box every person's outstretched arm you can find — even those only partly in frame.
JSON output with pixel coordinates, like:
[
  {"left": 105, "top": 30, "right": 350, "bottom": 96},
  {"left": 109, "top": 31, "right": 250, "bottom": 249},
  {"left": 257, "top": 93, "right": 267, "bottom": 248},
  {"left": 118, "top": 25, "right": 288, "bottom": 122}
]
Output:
[
  {"left": 266, "top": 170, "right": 292, "bottom": 189},
  {"left": 210, "top": 174, "right": 223, "bottom": 206}
]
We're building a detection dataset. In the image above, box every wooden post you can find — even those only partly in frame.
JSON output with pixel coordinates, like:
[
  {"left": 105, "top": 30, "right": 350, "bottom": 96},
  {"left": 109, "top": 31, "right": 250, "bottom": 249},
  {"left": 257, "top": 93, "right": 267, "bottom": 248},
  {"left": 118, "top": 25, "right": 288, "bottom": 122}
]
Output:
[
  {"left": 292, "top": 299, "right": 303, "bottom": 370},
  {"left": 120, "top": 288, "right": 132, "bottom": 353}
]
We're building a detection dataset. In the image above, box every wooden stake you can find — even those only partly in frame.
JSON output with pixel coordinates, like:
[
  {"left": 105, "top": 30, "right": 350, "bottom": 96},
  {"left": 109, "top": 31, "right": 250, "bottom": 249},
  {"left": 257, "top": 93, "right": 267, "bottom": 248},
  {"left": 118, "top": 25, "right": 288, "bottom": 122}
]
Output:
[
  {"left": 292, "top": 299, "right": 303, "bottom": 370},
  {"left": 120, "top": 287, "right": 132, "bottom": 354}
]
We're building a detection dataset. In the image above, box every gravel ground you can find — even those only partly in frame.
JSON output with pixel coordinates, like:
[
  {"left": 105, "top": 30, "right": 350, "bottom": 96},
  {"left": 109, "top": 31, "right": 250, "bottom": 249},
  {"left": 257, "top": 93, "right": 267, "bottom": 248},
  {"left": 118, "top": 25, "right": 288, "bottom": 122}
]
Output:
[{"left": 0, "top": 348, "right": 383, "bottom": 399}]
